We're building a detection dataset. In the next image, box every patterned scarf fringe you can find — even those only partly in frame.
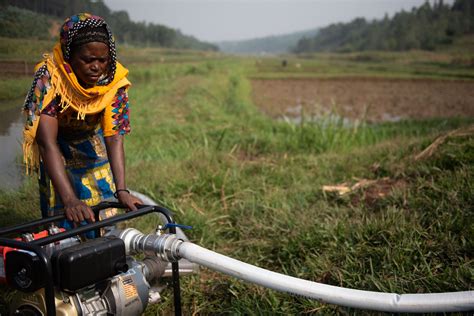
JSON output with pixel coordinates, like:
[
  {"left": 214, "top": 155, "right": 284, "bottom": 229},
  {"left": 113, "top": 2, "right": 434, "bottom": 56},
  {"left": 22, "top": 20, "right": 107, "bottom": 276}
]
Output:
[{"left": 23, "top": 133, "right": 40, "bottom": 175}]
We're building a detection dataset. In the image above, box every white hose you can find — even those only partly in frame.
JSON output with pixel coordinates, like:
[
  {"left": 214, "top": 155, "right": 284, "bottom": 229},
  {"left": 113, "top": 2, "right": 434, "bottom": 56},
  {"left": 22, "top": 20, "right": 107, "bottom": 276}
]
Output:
[
  {"left": 120, "top": 195, "right": 474, "bottom": 313},
  {"left": 177, "top": 242, "right": 474, "bottom": 313}
]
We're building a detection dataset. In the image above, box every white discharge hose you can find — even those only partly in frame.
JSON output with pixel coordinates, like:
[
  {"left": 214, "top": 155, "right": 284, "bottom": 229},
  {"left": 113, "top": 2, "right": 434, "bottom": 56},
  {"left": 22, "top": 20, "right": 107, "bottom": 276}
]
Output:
[{"left": 177, "top": 241, "right": 474, "bottom": 313}]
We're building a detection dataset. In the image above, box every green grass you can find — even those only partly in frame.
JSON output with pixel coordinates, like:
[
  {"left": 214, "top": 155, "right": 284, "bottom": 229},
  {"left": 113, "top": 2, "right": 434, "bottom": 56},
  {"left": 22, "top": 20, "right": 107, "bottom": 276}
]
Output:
[
  {"left": 251, "top": 50, "right": 474, "bottom": 80},
  {"left": 0, "top": 37, "right": 54, "bottom": 62},
  {"left": 125, "top": 57, "right": 473, "bottom": 314},
  {"left": 0, "top": 77, "right": 31, "bottom": 103},
  {"left": 0, "top": 43, "right": 472, "bottom": 315}
]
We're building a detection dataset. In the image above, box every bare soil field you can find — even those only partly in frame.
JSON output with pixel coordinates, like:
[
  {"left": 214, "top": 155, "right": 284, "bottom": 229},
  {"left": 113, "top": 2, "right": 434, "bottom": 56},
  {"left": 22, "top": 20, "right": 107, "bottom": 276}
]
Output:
[
  {"left": 0, "top": 61, "right": 35, "bottom": 76},
  {"left": 251, "top": 78, "right": 474, "bottom": 123}
]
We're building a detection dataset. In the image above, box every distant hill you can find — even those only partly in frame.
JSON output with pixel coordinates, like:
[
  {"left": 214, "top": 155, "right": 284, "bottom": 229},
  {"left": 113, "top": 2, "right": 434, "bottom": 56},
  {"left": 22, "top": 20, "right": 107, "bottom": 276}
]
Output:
[
  {"left": 0, "top": 0, "right": 218, "bottom": 51},
  {"left": 294, "top": 0, "right": 474, "bottom": 53},
  {"left": 216, "top": 28, "right": 319, "bottom": 54}
]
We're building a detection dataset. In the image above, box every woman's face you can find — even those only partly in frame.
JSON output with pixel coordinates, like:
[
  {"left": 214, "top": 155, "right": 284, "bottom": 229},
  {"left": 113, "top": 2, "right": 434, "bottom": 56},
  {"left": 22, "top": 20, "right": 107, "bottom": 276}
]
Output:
[{"left": 69, "top": 42, "right": 110, "bottom": 88}]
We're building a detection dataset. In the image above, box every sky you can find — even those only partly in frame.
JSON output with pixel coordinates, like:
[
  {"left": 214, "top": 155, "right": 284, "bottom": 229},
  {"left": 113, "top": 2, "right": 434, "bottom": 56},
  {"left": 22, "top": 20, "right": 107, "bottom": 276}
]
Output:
[{"left": 103, "top": 0, "right": 450, "bottom": 43}]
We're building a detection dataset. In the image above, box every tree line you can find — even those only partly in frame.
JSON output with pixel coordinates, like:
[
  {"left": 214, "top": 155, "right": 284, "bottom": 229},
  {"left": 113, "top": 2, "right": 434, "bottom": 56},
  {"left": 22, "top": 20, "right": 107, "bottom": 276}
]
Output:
[
  {"left": 0, "top": 0, "right": 218, "bottom": 51},
  {"left": 294, "top": 0, "right": 474, "bottom": 53}
]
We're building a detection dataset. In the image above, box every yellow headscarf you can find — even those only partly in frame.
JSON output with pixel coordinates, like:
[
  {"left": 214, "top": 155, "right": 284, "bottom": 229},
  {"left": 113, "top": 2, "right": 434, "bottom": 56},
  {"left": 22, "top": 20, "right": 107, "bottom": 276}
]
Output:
[{"left": 23, "top": 43, "right": 130, "bottom": 174}]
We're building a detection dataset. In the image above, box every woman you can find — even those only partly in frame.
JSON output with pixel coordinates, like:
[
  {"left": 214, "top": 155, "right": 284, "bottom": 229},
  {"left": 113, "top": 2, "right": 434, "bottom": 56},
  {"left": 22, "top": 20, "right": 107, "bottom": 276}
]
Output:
[{"left": 22, "top": 13, "right": 142, "bottom": 228}]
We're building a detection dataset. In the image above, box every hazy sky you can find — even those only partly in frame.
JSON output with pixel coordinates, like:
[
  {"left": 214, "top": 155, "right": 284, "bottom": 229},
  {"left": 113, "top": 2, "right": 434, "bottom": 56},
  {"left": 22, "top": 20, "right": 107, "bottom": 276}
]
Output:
[{"left": 103, "top": 0, "right": 448, "bottom": 43}]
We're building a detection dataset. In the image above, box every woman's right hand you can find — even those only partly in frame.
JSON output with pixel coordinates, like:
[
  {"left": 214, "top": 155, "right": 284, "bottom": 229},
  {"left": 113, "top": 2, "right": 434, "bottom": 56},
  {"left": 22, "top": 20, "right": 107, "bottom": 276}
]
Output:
[{"left": 63, "top": 198, "right": 95, "bottom": 224}]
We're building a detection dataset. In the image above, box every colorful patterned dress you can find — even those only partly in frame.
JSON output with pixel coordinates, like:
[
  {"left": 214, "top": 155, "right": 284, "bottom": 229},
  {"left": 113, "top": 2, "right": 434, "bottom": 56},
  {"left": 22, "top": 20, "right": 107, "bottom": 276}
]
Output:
[{"left": 28, "top": 69, "right": 131, "bottom": 220}]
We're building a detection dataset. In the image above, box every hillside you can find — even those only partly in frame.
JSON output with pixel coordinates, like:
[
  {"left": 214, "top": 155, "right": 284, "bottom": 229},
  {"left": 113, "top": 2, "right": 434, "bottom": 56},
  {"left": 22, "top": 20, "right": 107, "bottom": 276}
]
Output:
[
  {"left": 217, "top": 28, "right": 318, "bottom": 54},
  {"left": 294, "top": 0, "right": 474, "bottom": 53}
]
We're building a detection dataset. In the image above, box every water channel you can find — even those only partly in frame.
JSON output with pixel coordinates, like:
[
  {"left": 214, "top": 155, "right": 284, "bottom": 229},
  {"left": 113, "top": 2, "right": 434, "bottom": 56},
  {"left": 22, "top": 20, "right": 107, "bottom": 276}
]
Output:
[{"left": 0, "top": 99, "right": 25, "bottom": 191}]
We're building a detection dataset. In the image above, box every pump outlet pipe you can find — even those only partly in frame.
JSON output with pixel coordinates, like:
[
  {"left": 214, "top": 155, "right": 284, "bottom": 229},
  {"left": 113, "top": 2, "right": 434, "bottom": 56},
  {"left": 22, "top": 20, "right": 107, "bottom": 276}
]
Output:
[{"left": 111, "top": 229, "right": 474, "bottom": 313}]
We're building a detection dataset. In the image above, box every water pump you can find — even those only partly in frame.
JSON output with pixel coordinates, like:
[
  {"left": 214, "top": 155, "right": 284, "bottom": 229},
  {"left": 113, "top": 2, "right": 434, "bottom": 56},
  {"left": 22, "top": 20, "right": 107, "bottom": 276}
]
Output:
[{"left": 0, "top": 201, "right": 194, "bottom": 316}]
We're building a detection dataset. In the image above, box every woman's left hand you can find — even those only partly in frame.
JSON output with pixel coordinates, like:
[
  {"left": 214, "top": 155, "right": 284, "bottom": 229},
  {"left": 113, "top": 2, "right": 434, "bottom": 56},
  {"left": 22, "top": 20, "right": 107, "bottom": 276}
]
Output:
[{"left": 116, "top": 190, "right": 143, "bottom": 211}]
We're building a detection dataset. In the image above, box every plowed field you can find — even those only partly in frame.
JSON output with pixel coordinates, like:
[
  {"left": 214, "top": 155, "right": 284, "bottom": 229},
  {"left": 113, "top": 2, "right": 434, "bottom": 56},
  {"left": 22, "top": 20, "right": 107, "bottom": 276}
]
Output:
[{"left": 251, "top": 78, "right": 474, "bottom": 123}]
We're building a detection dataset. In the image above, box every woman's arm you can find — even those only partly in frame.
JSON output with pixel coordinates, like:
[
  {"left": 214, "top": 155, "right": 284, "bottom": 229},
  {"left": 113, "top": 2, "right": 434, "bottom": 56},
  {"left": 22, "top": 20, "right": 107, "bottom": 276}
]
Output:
[
  {"left": 36, "top": 114, "right": 95, "bottom": 223},
  {"left": 104, "top": 134, "right": 142, "bottom": 211}
]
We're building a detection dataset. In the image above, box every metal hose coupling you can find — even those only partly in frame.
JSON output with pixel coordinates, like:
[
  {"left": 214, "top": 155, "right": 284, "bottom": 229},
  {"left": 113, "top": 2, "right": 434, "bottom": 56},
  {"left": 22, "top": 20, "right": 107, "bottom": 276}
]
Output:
[{"left": 108, "top": 228, "right": 183, "bottom": 262}]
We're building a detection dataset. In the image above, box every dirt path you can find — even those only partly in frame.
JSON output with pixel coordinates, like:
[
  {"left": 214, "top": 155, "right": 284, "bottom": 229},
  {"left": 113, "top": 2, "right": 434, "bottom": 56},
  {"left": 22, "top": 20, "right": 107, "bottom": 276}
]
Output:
[{"left": 251, "top": 78, "right": 474, "bottom": 123}]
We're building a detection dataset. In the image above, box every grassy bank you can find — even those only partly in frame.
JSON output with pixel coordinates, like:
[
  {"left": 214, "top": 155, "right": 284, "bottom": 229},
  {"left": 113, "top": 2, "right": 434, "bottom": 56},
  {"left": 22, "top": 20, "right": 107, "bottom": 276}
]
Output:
[
  {"left": 0, "top": 46, "right": 472, "bottom": 314},
  {"left": 127, "top": 59, "right": 473, "bottom": 315}
]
